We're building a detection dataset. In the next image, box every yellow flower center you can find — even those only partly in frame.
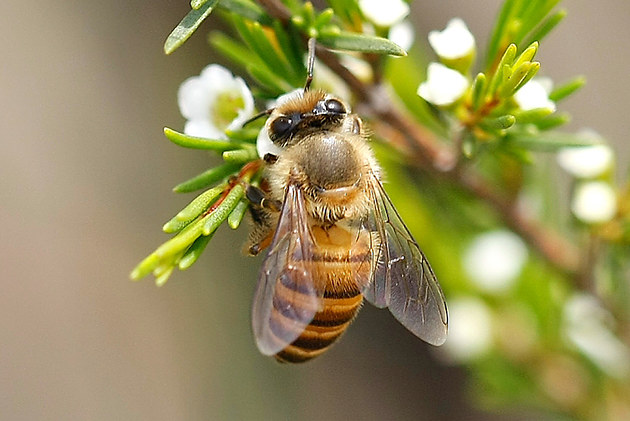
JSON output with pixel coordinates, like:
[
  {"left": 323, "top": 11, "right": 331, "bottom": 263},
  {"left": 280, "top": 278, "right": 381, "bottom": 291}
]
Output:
[{"left": 212, "top": 91, "right": 245, "bottom": 130}]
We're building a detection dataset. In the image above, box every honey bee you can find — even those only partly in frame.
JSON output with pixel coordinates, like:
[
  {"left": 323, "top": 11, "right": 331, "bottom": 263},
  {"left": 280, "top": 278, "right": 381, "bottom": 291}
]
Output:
[{"left": 245, "top": 45, "right": 448, "bottom": 363}]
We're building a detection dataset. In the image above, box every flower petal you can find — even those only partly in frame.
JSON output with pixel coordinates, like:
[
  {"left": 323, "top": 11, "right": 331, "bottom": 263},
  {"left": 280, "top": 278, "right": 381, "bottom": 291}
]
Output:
[
  {"left": 417, "top": 62, "right": 469, "bottom": 106},
  {"left": 557, "top": 140, "right": 614, "bottom": 179},
  {"left": 571, "top": 181, "right": 617, "bottom": 224},
  {"left": 184, "top": 119, "right": 224, "bottom": 139},
  {"left": 358, "top": 0, "right": 409, "bottom": 27},
  {"left": 389, "top": 20, "right": 415, "bottom": 52},
  {"left": 178, "top": 76, "right": 212, "bottom": 120},
  {"left": 463, "top": 230, "right": 528, "bottom": 293},
  {"left": 514, "top": 77, "right": 556, "bottom": 112},
  {"left": 428, "top": 18, "right": 475, "bottom": 60}
]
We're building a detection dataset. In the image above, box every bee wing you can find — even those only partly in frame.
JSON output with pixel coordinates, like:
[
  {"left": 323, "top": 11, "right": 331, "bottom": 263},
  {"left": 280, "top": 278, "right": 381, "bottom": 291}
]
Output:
[
  {"left": 362, "top": 170, "right": 448, "bottom": 346},
  {"left": 251, "top": 181, "right": 323, "bottom": 356}
]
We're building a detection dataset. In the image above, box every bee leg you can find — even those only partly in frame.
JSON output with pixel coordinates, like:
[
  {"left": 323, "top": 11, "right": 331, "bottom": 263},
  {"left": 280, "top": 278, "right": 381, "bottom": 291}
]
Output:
[
  {"left": 247, "top": 229, "right": 274, "bottom": 256},
  {"left": 263, "top": 153, "right": 278, "bottom": 164},
  {"left": 243, "top": 184, "right": 279, "bottom": 256},
  {"left": 244, "top": 204, "right": 275, "bottom": 256},
  {"left": 245, "top": 184, "right": 281, "bottom": 212}
]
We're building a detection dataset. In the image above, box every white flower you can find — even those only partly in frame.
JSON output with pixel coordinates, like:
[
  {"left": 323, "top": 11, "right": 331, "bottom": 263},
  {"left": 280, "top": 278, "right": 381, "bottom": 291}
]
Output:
[
  {"left": 389, "top": 20, "right": 415, "bottom": 52},
  {"left": 557, "top": 140, "right": 614, "bottom": 178},
  {"left": 428, "top": 18, "right": 475, "bottom": 60},
  {"left": 564, "top": 293, "right": 630, "bottom": 378},
  {"left": 514, "top": 77, "right": 556, "bottom": 112},
  {"left": 358, "top": 0, "right": 409, "bottom": 27},
  {"left": 417, "top": 62, "right": 469, "bottom": 106},
  {"left": 571, "top": 181, "right": 617, "bottom": 224},
  {"left": 441, "top": 297, "right": 493, "bottom": 362},
  {"left": 255, "top": 90, "right": 302, "bottom": 158},
  {"left": 178, "top": 64, "right": 254, "bottom": 139},
  {"left": 463, "top": 230, "right": 528, "bottom": 293}
]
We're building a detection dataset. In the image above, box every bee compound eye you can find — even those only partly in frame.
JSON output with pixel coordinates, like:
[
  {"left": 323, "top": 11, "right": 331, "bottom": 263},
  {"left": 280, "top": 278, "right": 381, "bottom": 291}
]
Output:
[
  {"left": 270, "top": 116, "right": 293, "bottom": 140},
  {"left": 324, "top": 99, "right": 345, "bottom": 114}
]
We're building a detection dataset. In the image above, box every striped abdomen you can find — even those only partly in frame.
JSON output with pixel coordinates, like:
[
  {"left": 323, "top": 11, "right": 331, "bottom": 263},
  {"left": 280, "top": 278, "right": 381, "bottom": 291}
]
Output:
[{"left": 274, "top": 224, "right": 371, "bottom": 363}]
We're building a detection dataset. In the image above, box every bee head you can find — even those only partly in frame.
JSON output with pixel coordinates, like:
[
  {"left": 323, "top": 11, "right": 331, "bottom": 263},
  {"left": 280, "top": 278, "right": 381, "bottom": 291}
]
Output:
[{"left": 267, "top": 91, "right": 350, "bottom": 146}]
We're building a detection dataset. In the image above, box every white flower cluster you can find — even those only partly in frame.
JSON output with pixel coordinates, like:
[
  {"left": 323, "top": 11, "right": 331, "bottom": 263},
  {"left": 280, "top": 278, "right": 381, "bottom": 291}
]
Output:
[
  {"left": 417, "top": 18, "right": 474, "bottom": 107},
  {"left": 463, "top": 230, "right": 528, "bottom": 294},
  {"left": 358, "top": 0, "right": 415, "bottom": 53},
  {"left": 178, "top": 64, "right": 254, "bottom": 139},
  {"left": 556, "top": 131, "right": 616, "bottom": 224},
  {"left": 513, "top": 77, "right": 556, "bottom": 113}
]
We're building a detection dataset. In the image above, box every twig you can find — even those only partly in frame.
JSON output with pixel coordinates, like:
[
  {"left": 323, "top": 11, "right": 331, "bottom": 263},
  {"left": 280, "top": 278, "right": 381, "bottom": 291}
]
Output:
[{"left": 256, "top": 0, "right": 580, "bottom": 276}]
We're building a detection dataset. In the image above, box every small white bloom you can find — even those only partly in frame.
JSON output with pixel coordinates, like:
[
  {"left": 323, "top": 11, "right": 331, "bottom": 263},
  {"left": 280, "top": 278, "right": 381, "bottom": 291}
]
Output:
[
  {"left": 428, "top": 18, "right": 476, "bottom": 60},
  {"left": 389, "top": 20, "right": 415, "bottom": 52},
  {"left": 463, "top": 230, "right": 528, "bottom": 293},
  {"left": 417, "top": 62, "right": 469, "bottom": 106},
  {"left": 564, "top": 293, "right": 630, "bottom": 378},
  {"left": 359, "top": 0, "right": 409, "bottom": 27},
  {"left": 557, "top": 142, "right": 614, "bottom": 179},
  {"left": 571, "top": 181, "right": 617, "bottom": 224},
  {"left": 178, "top": 64, "right": 255, "bottom": 139},
  {"left": 441, "top": 297, "right": 493, "bottom": 362},
  {"left": 514, "top": 77, "right": 556, "bottom": 112}
]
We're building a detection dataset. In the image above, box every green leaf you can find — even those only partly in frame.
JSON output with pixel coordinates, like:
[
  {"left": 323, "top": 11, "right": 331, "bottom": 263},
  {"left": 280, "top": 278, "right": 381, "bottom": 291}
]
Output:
[
  {"left": 164, "top": 0, "right": 221, "bottom": 55},
  {"left": 175, "top": 184, "right": 228, "bottom": 221},
  {"left": 522, "top": 9, "right": 567, "bottom": 47},
  {"left": 202, "top": 184, "right": 245, "bottom": 235},
  {"left": 515, "top": 0, "right": 561, "bottom": 44},
  {"left": 164, "top": 127, "right": 244, "bottom": 151},
  {"left": 533, "top": 112, "right": 570, "bottom": 130},
  {"left": 512, "top": 41, "right": 539, "bottom": 70},
  {"left": 508, "top": 130, "right": 598, "bottom": 151},
  {"left": 130, "top": 253, "right": 161, "bottom": 281},
  {"left": 222, "top": 147, "right": 259, "bottom": 163},
  {"left": 481, "top": 114, "right": 516, "bottom": 131},
  {"left": 191, "top": 0, "right": 211, "bottom": 10},
  {"left": 243, "top": 20, "right": 299, "bottom": 85},
  {"left": 511, "top": 61, "right": 540, "bottom": 93},
  {"left": 318, "top": 31, "right": 407, "bottom": 56},
  {"left": 485, "top": 0, "right": 520, "bottom": 68},
  {"left": 514, "top": 107, "right": 553, "bottom": 124},
  {"left": 225, "top": 127, "right": 262, "bottom": 142},
  {"left": 162, "top": 184, "right": 227, "bottom": 233},
  {"left": 488, "top": 44, "right": 517, "bottom": 95},
  {"left": 179, "top": 232, "right": 213, "bottom": 270},
  {"left": 246, "top": 63, "right": 292, "bottom": 94},
  {"left": 272, "top": 21, "right": 307, "bottom": 79},
  {"left": 227, "top": 199, "right": 248, "bottom": 229},
  {"left": 155, "top": 265, "right": 176, "bottom": 287},
  {"left": 499, "top": 62, "right": 533, "bottom": 98},
  {"left": 549, "top": 76, "right": 586, "bottom": 102},
  {"left": 155, "top": 218, "right": 206, "bottom": 259},
  {"left": 217, "top": 0, "right": 271, "bottom": 24},
  {"left": 471, "top": 73, "right": 488, "bottom": 111},
  {"left": 173, "top": 163, "right": 241, "bottom": 193}
]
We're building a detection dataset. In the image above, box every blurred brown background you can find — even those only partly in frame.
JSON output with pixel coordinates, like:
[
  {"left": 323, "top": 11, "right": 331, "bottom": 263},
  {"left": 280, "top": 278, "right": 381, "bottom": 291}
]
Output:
[{"left": 1, "top": 1, "right": 628, "bottom": 420}]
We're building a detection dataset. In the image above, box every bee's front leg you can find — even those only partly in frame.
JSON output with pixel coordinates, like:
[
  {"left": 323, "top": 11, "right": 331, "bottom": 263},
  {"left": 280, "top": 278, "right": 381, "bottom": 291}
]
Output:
[
  {"left": 245, "top": 184, "right": 281, "bottom": 212},
  {"left": 243, "top": 184, "right": 279, "bottom": 256}
]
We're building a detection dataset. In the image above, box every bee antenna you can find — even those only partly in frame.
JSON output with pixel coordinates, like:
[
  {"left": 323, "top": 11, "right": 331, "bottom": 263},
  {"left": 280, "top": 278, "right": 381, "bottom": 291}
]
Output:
[
  {"left": 242, "top": 108, "right": 273, "bottom": 127},
  {"left": 304, "top": 37, "right": 316, "bottom": 92}
]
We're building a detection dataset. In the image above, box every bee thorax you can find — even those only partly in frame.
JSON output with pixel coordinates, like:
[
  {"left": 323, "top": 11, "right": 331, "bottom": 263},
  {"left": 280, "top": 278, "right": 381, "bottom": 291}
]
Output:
[{"left": 299, "top": 133, "right": 360, "bottom": 190}]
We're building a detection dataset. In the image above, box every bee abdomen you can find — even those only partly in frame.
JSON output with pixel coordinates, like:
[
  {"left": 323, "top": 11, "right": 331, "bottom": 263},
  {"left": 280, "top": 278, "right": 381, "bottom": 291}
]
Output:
[
  {"left": 274, "top": 290, "right": 363, "bottom": 363},
  {"left": 271, "top": 224, "right": 372, "bottom": 363}
]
